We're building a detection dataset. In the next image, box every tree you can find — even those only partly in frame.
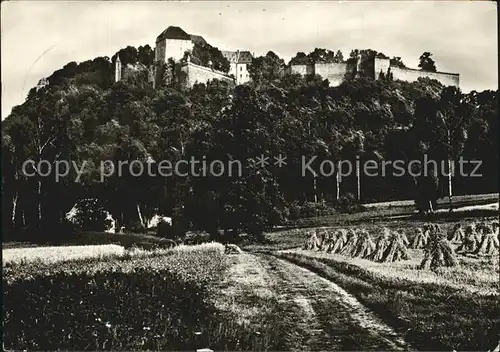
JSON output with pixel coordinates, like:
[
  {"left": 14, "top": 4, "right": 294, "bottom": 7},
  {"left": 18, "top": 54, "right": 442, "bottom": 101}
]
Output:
[
  {"left": 112, "top": 46, "right": 139, "bottom": 67},
  {"left": 418, "top": 52, "right": 437, "bottom": 72},
  {"left": 308, "top": 48, "right": 330, "bottom": 63},
  {"left": 289, "top": 52, "right": 311, "bottom": 65},
  {"left": 184, "top": 43, "right": 230, "bottom": 73},
  {"left": 69, "top": 198, "right": 108, "bottom": 231},
  {"left": 2, "top": 44, "right": 497, "bottom": 243},
  {"left": 138, "top": 45, "right": 154, "bottom": 66},
  {"left": 248, "top": 51, "right": 286, "bottom": 85},
  {"left": 346, "top": 49, "right": 387, "bottom": 78},
  {"left": 390, "top": 56, "right": 406, "bottom": 68},
  {"left": 333, "top": 50, "right": 344, "bottom": 63},
  {"left": 436, "top": 86, "right": 470, "bottom": 211},
  {"left": 413, "top": 168, "right": 440, "bottom": 214}
]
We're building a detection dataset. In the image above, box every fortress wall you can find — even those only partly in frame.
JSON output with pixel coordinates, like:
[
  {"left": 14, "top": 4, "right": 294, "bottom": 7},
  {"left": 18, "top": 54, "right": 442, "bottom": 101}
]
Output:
[
  {"left": 314, "top": 63, "right": 347, "bottom": 86},
  {"left": 290, "top": 64, "right": 314, "bottom": 75},
  {"left": 374, "top": 58, "right": 390, "bottom": 78},
  {"left": 390, "top": 67, "right": 459, "bottom": 87},
  {"left": 182, "top": 62, "right": 234, "bottom": 87}
]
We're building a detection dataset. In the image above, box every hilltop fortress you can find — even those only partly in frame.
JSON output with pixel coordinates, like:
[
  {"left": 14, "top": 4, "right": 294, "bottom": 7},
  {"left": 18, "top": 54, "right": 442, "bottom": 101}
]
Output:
[{"left": 114, "top": 25, "right": 459, "bottom": 88}]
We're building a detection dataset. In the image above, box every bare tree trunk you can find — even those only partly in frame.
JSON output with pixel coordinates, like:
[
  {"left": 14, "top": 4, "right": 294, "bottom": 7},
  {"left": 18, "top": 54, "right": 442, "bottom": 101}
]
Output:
[
  {"left": 137, "top": 202, "right": 145, "bottom": 227},
  {"left": 336, "top": 171, "right": 340, "bottom": 200},
  {"left": 448, "top": 158, "right": 453, "bottom": 211},
  {"left": 11, "top": 192, "right": 18, "bottom": 224},
  {"left": 313, "top": 176, "right": 318, "bottom": 203},
  {"left": 445, "top": 129, "right": 453, "bottom": 212},
  {"left": 37, "top": 179, "right": 42, "bottom": 226},
  {"left": 356, "top": 160, "right": 361, "bottom": 201}
]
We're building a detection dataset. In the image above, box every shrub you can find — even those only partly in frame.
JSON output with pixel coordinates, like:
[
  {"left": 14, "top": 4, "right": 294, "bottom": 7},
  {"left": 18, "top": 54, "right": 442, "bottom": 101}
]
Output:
[
  {"left": 70, "top": 198, "right": 108, "bottom": 231},
  {"left": 335, "top": 193, "right": 365, "bottom": 213},
  {"left": 287, "top": 201, "right": 336, "bottom": 220},
  {"left": 156, "top": 219, "right": 172, "bottom": 239},
  {"left": 128, "top": 221, "right": 147, "bottom": 234}
]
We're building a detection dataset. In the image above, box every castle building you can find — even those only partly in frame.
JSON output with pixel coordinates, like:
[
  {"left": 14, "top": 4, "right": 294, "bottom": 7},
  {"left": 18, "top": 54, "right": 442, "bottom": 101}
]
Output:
[
  {"left": 115, "top": 25, "right": 234, "bottom": 87},
  {"left": 155, "top": 26, "right": 207, "bottom": 63},
  {"left": 222, "top": 50, "right": 254, "bottom": 85},
  {"left": 114, "top": 25, "right": 460, "bottom": 89}
]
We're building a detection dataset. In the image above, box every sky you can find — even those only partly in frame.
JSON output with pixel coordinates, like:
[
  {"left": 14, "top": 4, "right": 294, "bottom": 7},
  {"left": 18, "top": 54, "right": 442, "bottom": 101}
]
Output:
[{"left": 1, "top": 1, "right": 498, "bottom": 119}]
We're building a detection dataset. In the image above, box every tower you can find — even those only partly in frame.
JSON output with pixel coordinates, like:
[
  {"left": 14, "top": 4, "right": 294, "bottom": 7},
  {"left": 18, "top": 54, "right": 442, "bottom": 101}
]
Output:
[
  {"left": 355, "top": 53, "right": 362, "bottom": 78},
  {"left": 115, "top": 56, "right": 122, "bottom": 82}
]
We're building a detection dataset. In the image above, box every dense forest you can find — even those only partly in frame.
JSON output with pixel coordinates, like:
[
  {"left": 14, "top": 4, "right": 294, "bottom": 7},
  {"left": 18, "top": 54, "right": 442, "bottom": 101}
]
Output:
[{"left": 2, "top": 46, "right": 498, "bottom": 240}]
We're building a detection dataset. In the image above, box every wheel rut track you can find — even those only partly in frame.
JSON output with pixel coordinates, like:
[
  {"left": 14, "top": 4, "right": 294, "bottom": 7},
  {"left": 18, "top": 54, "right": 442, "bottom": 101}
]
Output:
[{"left": 256, "top": 253, "right": 412, "bottom": 351}]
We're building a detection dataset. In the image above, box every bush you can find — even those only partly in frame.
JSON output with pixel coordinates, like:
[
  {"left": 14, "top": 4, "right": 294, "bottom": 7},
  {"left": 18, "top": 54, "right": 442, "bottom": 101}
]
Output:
[
  {"left": 70, "top": 198, "right": 108, "bottom": 231},
  {"left": 287, "top": 201, "right": 336, "bottom": 220},
  {"left": 128, "top": 221, "right": 147, "bottom": 234},
  {"left": 335, "top": 193, "right": 365, "bottom": 213},
  {"left": 156, "top": 219, "right": 171, "bottom": 238}
]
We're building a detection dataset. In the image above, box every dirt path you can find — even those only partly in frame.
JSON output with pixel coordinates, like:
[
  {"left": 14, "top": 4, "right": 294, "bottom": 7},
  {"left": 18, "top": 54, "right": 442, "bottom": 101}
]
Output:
[{"left": 221, "top": 253, "right": 412, "bottom": 351}]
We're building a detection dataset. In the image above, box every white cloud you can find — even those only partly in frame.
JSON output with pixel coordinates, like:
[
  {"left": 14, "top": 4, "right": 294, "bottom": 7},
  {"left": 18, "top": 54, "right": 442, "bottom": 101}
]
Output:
[{"left": 1, "top": 1, "right": 497, "bottom": 119}]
